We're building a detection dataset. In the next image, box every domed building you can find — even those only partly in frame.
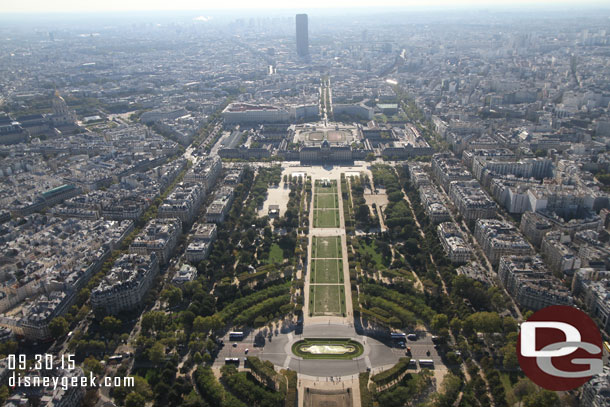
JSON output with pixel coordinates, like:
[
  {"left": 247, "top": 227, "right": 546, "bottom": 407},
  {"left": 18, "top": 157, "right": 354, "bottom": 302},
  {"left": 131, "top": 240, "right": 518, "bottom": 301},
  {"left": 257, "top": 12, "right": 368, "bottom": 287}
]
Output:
[{"left": 51, "top": 91, "right": 77, "bottom": 127}]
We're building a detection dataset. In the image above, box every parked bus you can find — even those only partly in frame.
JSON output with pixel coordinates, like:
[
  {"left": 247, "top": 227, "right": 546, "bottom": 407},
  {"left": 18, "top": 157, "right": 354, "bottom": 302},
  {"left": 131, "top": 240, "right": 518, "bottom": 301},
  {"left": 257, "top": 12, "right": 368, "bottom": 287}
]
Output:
[
  {"left": 390, "top": 332, "right": 406, "bottom": 340},
  {"left": 418, "top": 359, "right": 434, "bottom": 368},
  {"left": 229, "top": 332, "right": 244, "bottom": 341}
]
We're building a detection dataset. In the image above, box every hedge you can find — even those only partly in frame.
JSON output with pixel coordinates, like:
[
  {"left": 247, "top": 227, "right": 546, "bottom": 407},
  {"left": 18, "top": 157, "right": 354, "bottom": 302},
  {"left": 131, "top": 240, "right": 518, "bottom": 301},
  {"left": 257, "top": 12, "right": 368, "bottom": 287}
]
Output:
[{"left": 371, "top": 357, "right": 411, "bottom": 387}]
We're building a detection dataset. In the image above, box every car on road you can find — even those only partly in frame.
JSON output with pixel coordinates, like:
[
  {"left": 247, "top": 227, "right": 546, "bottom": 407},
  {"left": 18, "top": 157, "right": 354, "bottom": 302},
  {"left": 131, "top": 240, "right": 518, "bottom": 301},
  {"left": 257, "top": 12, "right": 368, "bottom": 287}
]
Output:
[
  {"left": 245, "top": 348, "right": 249, "bottom": 354},
  {"left": 232, "top": 343, "right": 237, "bottom": 348},
  {"left": 407, "top": 334, "right": 417, "bottom": 341},
  {"left": 406, "top": 347, "right": 412, "bottom": 356}
]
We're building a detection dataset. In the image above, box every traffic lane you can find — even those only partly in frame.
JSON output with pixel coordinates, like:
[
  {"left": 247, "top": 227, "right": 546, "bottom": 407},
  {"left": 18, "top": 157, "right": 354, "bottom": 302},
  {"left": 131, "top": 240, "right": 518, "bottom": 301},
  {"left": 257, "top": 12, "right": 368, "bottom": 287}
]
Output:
[
  {"left": 214, "top": 339, "right": 264, "bottom": 366},
  {"left": 366, "top": 341, "right": 403, "bottom": 367},
  {"left": 258, "top": 333, "right": 291, "bottom": 367},
  {"left": 388, "top": 337, "right": 443, "bottom": 363}
]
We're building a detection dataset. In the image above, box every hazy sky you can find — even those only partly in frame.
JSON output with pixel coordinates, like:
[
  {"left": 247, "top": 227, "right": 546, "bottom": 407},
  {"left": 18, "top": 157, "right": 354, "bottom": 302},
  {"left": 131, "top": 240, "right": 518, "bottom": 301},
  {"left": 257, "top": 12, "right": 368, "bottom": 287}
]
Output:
[{"left": 1, "top": 0, "right": 607, "bottom": 14}]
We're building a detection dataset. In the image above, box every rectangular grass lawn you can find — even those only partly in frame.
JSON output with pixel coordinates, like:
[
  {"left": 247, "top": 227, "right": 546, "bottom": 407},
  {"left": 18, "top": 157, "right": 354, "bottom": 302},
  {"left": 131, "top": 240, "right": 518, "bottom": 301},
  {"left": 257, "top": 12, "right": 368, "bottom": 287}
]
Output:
[
  {"left": 313, "top": 236, "right": 341, "bottom": 258},
  {"left": 265, "top": 243, "right": 284, "bottom": 264},
  {"left": 315, "top": 193, "right": 338, "bottom": 209},
  {"left": 315, "top": 180, "right": 337, "bottom": 194},
  {"left": 313, "top": 259, "right": 343, "bottom": 283},
  {"left": 314, "top": 209, "right": 340, "bottom": 228},
  {"left": 312, "top": 284, "right": 343, "bottom": 315}
]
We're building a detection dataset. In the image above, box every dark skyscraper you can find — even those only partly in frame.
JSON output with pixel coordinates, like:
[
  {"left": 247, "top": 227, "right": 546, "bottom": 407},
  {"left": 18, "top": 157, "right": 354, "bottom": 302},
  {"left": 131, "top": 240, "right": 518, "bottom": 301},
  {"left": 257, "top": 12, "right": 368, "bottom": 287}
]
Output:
[{"left": 296, "top": 14, "right": 309, "bottom": 57}]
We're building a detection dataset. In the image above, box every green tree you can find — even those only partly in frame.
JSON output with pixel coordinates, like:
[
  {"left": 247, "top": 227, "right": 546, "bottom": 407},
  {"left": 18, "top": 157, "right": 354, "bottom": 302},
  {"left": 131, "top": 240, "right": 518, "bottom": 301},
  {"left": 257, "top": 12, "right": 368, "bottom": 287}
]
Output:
[
  {"left": 534, "top": 149, "right": 546, "bottom": 158},
  {"left": 434, "top": 373, "right": 462, "bottom": 407},
  {"left": 464, "top": 312, "right": 503, "bottom": 333},
  {"left": 192, "top": 316, "right": 208, "bottom": 333},
  {"left": 431, "top": 314, "right": 449, "bottom": 332},
  {"left": 101, "top": 316, "right": 122, "bottom": 333},
  {"left": 125, "top": 392, "right": 146, "bottom": 407},
  {"left": 141, "top": 311, "right": 167, "bottom": 334},
  {"left": 501, "top": 343, "right": 518, "bottom": 370},
  {"left": 0, "top": 386, "right": 8, "bottom": 405},
  {"left": 387, "top": 190, "right": 404, "bottom": 202},
  {"left": 450, "top": 317, "right": 462, "bottom": 335},
  {"left": 183, "top": 390, "right": 204, "bottom": 407},
  {"left": 502, "top": 316, "right": 518, "bottom": 333},
  {"left": 162, "top": 286, "right": 183, "bottom": 308},
  {"left": 83, "top": 356, "right": 103, "bottom": 375},
  {"left": 76, "top": 305, "right": 90, "bottom": 322},
  {"left": 254, "top": 315, "right": 266, "bottom": 327},
  {"left": 147, "top": 342, "right": 165, "bottom": 365},
  {"left": 523, "top": 390, "right": 560, "bottom": 407},
  {"left": 76, "top": 288, "right": 90, "bottom": 306},
  {"left": 137, "top": 375, "right": 154, "bottom": 398},
  {"left": 49, "top": 317, "right": 69, "bottom": 339}
]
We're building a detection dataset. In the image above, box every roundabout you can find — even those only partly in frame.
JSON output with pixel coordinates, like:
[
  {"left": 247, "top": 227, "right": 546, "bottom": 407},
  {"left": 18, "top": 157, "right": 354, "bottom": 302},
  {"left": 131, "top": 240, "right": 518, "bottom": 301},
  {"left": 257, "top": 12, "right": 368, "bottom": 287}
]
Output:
[{"left": 292, "top": 338, "right": 364, "bottom": 360}]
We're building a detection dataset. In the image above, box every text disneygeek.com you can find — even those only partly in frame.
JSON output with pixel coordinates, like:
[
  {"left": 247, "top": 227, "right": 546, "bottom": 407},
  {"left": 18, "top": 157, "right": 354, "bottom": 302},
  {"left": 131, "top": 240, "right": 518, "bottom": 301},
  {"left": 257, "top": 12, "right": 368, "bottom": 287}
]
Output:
[{"left": 7, "top": 354, "right": 134, "bottom": 390}]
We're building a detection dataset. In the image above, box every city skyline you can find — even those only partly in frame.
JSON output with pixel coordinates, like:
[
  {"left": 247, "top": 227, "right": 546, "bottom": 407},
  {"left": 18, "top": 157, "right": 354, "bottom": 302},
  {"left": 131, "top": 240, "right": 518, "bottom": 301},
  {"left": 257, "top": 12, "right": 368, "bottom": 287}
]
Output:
[
  {"left": 1, "top": 0, "right": 610, "bottom": 14},
  {"left": 0, "top": 5, "right": 609, "bottom": 407}
]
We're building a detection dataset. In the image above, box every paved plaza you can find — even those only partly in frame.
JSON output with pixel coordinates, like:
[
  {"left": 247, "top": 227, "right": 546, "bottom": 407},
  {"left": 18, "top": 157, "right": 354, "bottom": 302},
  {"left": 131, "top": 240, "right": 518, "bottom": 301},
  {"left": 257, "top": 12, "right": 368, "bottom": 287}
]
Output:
[{"left": 214, "top": 324, "right": 443, "bottom": 378}]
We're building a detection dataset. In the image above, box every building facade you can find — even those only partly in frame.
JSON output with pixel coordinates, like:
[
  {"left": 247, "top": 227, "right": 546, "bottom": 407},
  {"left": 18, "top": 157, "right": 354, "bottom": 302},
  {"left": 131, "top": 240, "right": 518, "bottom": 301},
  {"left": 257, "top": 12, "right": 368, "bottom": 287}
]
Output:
[
  {"left": 437, "top": 222, "right": 472, "bottom": 263},
  {"left": 91, "top": 253, "right": 160, "bottom": 316},
  {"left": 299, "top": 140, "right": 352, "bottom": 164},
  {"left": 498, "top": 255, "right": 572, "bottom": 311},
  {"left": 449, "top": 180, "right": 497, "bottom": 226},
  {"left": 474, "top": 219, "right": 532, "bottom": 266},
  {"left": 129, "top": 218, "right": 181, "bottom": 265}
]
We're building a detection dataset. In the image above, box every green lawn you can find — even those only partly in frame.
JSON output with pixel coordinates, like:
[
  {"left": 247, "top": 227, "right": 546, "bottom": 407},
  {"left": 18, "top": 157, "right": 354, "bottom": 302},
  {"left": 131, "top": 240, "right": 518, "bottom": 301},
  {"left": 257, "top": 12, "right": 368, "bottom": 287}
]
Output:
[
  {"left": 311, "top": 285, "right": 345, "bottom": 316},
  {"left": 355, "top": 239, "right": 388, "bottom": 269},
  {"left": 265, "top": 243, "right": 284, "bottom": 264},
  {"left": 315, "top": 180, "right": 337, "bottom": 193},
  {"left": 500, "top": 372, "right": 519, "bottom": 406},
  {"left": 313, "top": 259, "right": 343, "bottom": 283},
  {"left": 313, "top": 236, "right": 341, "bottom": 258},
  {"left": 313, "top": 209, "right": 340, "bottom": 228},
  {"left": 315, "top": 193, "right": 338, "bottom": 209}
]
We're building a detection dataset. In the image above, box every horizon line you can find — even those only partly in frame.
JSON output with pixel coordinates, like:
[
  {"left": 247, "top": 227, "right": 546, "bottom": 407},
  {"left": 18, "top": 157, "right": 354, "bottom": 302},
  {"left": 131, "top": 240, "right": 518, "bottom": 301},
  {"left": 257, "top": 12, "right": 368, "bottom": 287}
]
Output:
[{"left": 2, "top": 1, "right": 610, "bottom": 16}]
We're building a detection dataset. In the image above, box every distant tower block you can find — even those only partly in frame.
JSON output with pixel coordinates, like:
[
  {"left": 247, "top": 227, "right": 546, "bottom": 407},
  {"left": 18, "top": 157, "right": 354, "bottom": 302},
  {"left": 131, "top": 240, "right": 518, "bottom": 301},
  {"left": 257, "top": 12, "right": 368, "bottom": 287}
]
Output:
[{"left": 296, "top": 14, "right": 309, "bottom": 57}]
